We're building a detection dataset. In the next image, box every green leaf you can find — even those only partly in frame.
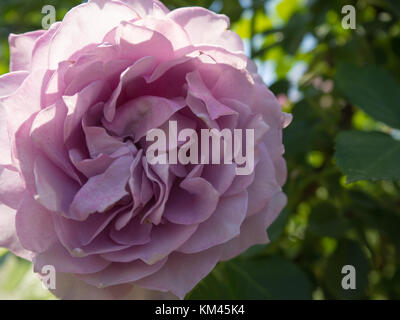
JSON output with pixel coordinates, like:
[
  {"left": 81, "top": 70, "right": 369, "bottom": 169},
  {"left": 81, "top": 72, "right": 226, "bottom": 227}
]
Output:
[
  {"left": 323, "top": 240, "right": 370, "bottom": 299},
  {"left": 335, "top": 63, "right": 400, "bottom": 129},
  {"left": 350, "top": 191, "right": 400, "bottom": 249},
  {"left": 283, "top": 100, "right": 320, "bottom": 161},
  {"left": 267, "top": 208, "right": 289, "bottom": 242},
  {"left": 233, "top": 18, "right": 251, "bottom": 39},
  {"left": 0, "top": 255, "right": 31, "bottom": 291},
  {"left": 221, "top": 0, "right": 242, "bottom": 24},
  {"left": 188, "top": 256, "right": 312, "bottom": 300},
  {"left": 0, "top": 253, "right": 56, "bottom": 299},
  {"left": 276, "top": 0, "right": 301, "bottom": 22},
  {"left": 0, "top": 250, "right": 9, "bottom": 267},
  {"left": 335, "top": 131, "right": 400, "bottom": 182},
  {"left": 386, "top": 0, "right": 400, "bottom": 17},
  {"left": 281, "top": 12, "right": 311, "bottom": 55},
  {"left": 307, "top": 202, "right": 350, "bottom": 238},
  {"left": 254, "top": 10, "right": 272, "bottom": 33},
  {"left": 269, "top": 79, "right": 290, "bottom": 96}
]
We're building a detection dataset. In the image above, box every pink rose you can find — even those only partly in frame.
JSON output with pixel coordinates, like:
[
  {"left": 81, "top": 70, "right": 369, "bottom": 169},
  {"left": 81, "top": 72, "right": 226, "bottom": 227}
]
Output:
[{"left": 0, "top": 0, "right": 291, "bottom": 299}]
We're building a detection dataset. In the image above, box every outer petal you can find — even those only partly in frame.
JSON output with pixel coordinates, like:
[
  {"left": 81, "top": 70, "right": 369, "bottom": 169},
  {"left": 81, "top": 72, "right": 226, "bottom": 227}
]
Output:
[
  {"left": 49, "top": 272, "right": 175, "bottom": 300},
  {"left": 251, "top": 83, "right": 292, "bottom": 165},
  {"left": 0, "top": 105, "right": 12, "bottom": 166},
  {"left": 0, "top": 167, "right": 25, "bottom": 209},
  {"left": 169, "top": 7, "right": 244, "bottom": 52},
  {"left": 31, "top": 22, "right": 61, "bottom": 70},
  {"left": 0, "top": 203, "right": 33, "bottom": 260},
  {"left": 0, "top": 71, "right": 29, "bottom": 98},
  {"left": 48, "top": 0, "right": 138, "bottom": 69},
  {"left": 33, "top": 242, "right": 110, "bottom": 274},
  {"left": 246, "top": 143, "right": 281, "bottom": 216},
  {"left": 15, "top": 195, "right": 57, "bottom": 253},
  {"left": 1, "top": 68, "right": 52, "bottom": 136},
  {"left": 111, "top": 0, "right": 169, "bottom": 17},
  {"left": 9, "top": 30, "right": 46, "bottom": 72},
  {"left": 221, "top": 192, "right": 287, "bottom": 261},
  {"left": 77, "top": 259, "right": 167, "bottom": 288},
  {"left": 135, "top": 246, "right": 223, "bottom": 299}
]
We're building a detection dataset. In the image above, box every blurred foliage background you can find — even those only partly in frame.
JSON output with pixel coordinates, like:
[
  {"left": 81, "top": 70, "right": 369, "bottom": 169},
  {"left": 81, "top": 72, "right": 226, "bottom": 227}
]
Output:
[{"left": 1, "top": 0, "right": 400, "bottom": 300}]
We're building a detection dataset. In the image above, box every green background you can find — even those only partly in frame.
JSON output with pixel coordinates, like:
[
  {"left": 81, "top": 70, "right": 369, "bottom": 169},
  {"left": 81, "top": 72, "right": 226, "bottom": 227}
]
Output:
[{"left": 1, "top": 0, "right": 400, "bottom": 300}]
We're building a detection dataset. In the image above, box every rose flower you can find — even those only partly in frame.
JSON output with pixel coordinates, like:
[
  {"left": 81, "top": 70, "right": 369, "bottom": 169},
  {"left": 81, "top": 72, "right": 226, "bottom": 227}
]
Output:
[{"left": 0, "top": 0, "right": 291, "bottom": 299}]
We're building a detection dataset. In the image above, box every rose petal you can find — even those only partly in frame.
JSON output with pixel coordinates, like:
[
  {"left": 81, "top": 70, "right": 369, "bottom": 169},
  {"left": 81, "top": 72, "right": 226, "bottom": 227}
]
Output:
[
  {"left": 0, "top": 202, "right": 33, "bottom": 260},
  {"left": 33, "top": 241, "right": 110, "bottom": 274},
  {"left": 52, "top": 206, "right": 126, "bottom": 250},
  {"left": 186, "top": 70, "right": 237, "bottom": 120},
  {"left": 80, "top": 231, "right": 130, "bottom": 255},
  {"left": 0, "top": 167, "right": 25, "bottom": 209},
  {"left": 49, "top": 272, "right": 174, "bottom": 300},
  {"left": 135, "top": 246, "right": 223, "bottom": 299},
  {"left": 110, "top": 215, "right": 152, "bottom": 246},
  {"left": 224, "top": 170, "right": 255, "bottom": 197},
  {"left": 221, "top": 192, "right": 287, "bottom": 261},
  {"left": 15, "top": 195, "right": 57, "bottom": 253},
  {"left": 201, "top": 163, "right": 237, "bottom": 195},
  {"left": 69, "top": 156, "right": 132, "bottom": 221},
  {"left": 103, "top": 56, "right": 156, "bottom": 121},
  {"left": 104, "top": 96, "right": 185, "bottom": 142},
  {"left": 134, "top": 16, "right": 191, "bottom": 50},
  {"left": 31, "top": 22, "right": 61, "bottom": 70},
  {"left": 114, "top": 0, "right": 169, "bottom": 17},
  {"left": 140, "top": 160, "right": 173, "bottom": 225},
  {"left": 83, "top": 126, "right": 127, "bottom": 159},
  {"left": 31, "top": 101, "right": 82, "bottom": 183},
  {"left": 48, "top": 0, "right": 138, "bottom": 69},
  {"left": 169, "top": 7, "right": 244, "bottom": 52},
  {"left": 1, "top": 68, "right": 52, "bottom": 136},
  {"left": 104, "top": 21, "right": 174, "bottom": 68},
  {"left": 63, "top": 80, "right": 111, "bottom": 142},
  {"left": 246, "top": 143, "right": 281, "bottom": 216},
  {"left": 178, "top": 191, "right": 248, "bottom": 254},
  {"left": 102, "top": 223, "right": 197, "bottom": 264},
  {"left": 9, "top": 30, "right": 46, "bottom": 72},
  {"left": 0, "top": 107, "right": 12, "bottom": 166},
  {"left": 164, "top": 176, "right": 219, "bottom": 225},
  {"left": 0, "top": 71, "right": 29, "bottom": 98},
  {"left": 34, "top": 154, "right": 80, "bottom": 215},
  {"left": 64, "top": 59, "right": 130, "bottom": 97},
  {"left": 78, "top": 258, "right": 166, "bottom": 288}
]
